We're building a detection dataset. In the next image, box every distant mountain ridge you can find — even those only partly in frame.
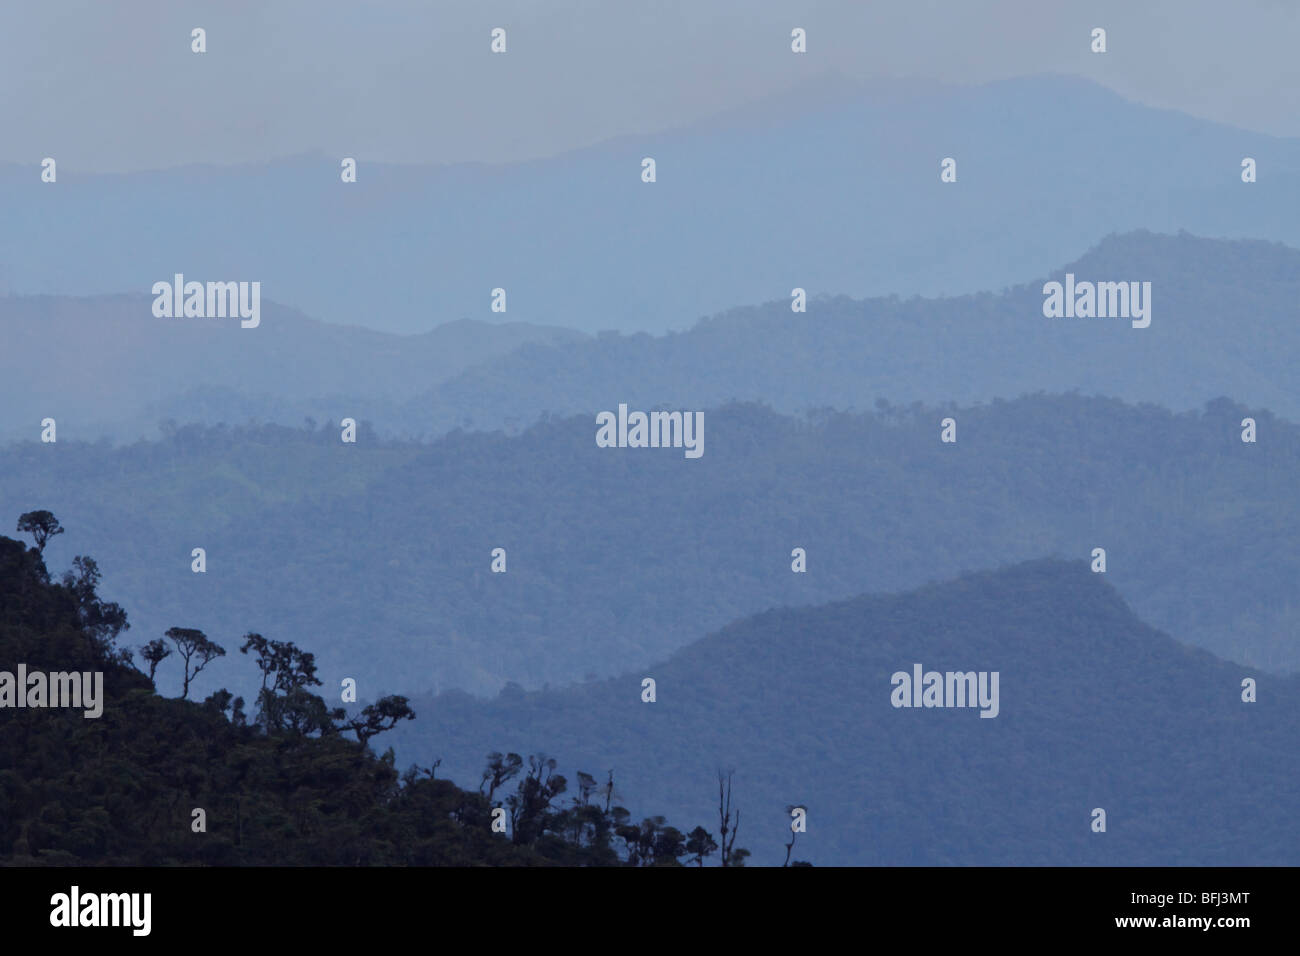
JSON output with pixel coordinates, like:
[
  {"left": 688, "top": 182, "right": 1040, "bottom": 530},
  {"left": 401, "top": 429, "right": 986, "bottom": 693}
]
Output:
[
  {"left": 5, "top": 393, "right": 1297, "bottom": 704},
  {"left": 1, "top": 73, "right": 1296, "bottom": 336},
  {"left": 3, "top": 230, "right": 1297, "bottom": 442},
  {"left": 387, "top": 558, "right": 1300, "bottom": 866},
  {"left": 0, "top": 295, "right": 582, "bottom": 442},
  {"left": 405, "top": 230, "right": 1300, "bottom": 429}
]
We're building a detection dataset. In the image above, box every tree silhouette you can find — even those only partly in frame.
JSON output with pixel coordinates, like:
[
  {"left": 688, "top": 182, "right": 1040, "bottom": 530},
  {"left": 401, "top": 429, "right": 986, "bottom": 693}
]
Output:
[
  {"left": 573, "top": 771, "right": 599, "bottom": 807},
  {"left": 164, "top": 627, "right": 225, "bottom": 699},
  {"left": 16, "top": 510, "right": 63, "bottom": 554},
  {"left": 716, "top": 771, "right": 750, "bottom": 866},
  {"left": 480, "top": 751, "right": 523, "bottom": 802},
  {"left": 239, "top": 632, "right": 341, "bottom": 734},
  {"left": 685, "top": 825, "right": 718, "bottom": 867},
  {"left": 139, "top": 638, "right": 171, "bottom": 682},
  {"left": 62, "top": 556, "right": 128, "bottom": 656},
  {"left": 507, "top": 753, "right": 567, "bottom": 845},
  {"left": 345, "top": 694, "right": 416, "bottom": 745},
  {"left": 0, "top": 527, "right": 747, "bottom": 867},
  {"left": 783, "top": 803, "right": 805, "bottom": 866},
  {"left": 239, "top": 632, "right": 322, "bottom": 696}
]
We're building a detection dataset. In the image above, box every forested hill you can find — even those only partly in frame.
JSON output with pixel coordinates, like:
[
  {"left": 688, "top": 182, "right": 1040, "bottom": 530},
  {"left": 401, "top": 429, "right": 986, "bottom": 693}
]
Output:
[
  {"left": 389, "top": 558, "right": 1300, "bottom": 867},
  {"left": 0, "top": 532, "right": 723, "bottom": 866},
  {"left": 3, "top": 231, "right": 1297, "bottom": 444},
  {"left": 3, "top": 393, "right": 1296, "bottom": 701},
  {"left": 0, "top": 296, "right": 582, "bottom": 443},
  {"left": 404, "top": 231, "right": 1300, "bottom": 433}
]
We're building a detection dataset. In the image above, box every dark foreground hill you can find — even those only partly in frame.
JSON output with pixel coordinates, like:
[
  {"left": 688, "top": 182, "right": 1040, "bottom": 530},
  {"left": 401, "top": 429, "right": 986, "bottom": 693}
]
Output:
[
  {"left": 0, "top": 532, "right": 715, "bottom": 866},
  {"left": 389, "top": 559, "right": 1299, "bottom": 866}
]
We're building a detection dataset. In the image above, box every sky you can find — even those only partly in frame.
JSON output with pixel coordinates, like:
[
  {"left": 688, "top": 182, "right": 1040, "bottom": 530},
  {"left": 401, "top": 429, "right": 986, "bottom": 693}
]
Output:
[{"left": 1, "top": 0, "right": 1296, "bottom": 173}]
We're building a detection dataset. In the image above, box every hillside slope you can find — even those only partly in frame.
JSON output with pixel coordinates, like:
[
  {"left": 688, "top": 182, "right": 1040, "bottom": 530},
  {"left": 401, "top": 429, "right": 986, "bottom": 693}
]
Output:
[
  {"left": 2, "top": 393, "right": 1295, "bottom": 700},
  {"left": 406, "top": 231, "right": 1300, "bottom": 431},
  {"left": 390, "top": 559, "right": 1298, "bottom": 866}
]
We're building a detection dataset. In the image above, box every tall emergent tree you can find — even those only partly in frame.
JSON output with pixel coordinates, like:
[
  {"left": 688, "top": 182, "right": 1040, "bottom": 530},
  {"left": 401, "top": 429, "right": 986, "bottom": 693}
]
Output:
[
  {"left": 16, "top": 510, "right": 63, "bottom": 555},
  {"left": 63, "top": 556, "right": 129, "bottom": 658},
  {"left": 165, "top": 626, "right": 226, "bottom": 699},
  {"left": 717, "top": 771, "right": 751, "bottom": 867},
  {"left": 239, "top": 632, "right": 345, "bottom": 736},
  {"left": 344, "top": 695, "right": 416, "bottom": 745},
  {"left": 139, "top": 638, "right": 172, "bottom": 682}
]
